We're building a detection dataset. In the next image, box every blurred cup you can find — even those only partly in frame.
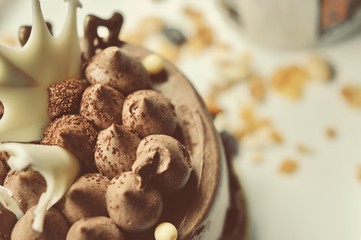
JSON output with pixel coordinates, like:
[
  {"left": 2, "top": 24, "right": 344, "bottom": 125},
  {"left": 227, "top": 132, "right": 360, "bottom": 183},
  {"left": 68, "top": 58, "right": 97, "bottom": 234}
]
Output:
[{"left": 221, "top": 0, "right": 361, "bottom": 48}]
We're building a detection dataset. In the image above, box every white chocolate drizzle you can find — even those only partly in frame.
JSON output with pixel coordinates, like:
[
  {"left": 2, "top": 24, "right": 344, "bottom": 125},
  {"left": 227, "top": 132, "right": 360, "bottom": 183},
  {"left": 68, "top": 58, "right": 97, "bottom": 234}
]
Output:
[
  {"left": 0, "top": 143, "right": 80, "bottom": 232},
  {"left": 0, "top": 185, "right": 24, "bottom": 219},
  {"left": 0, "top": 0, "right": 82, "bottom": 142}
]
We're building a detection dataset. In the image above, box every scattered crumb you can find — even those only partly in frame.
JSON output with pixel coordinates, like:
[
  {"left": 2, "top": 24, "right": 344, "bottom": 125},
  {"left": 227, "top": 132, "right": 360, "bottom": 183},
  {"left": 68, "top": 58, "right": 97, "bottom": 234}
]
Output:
[
  {"left": 306, "top": 54, "right": 333, "bottom": 81},
  {"left": 182, "top": 6, "right": 214, "bottom": 55},
  {"left": 341, "top": 84, "right": 361, "bottom": 109},
  {"left": 248, "top": 75, "right": 266, "bottom": 102},
  {"left": 271, "top": 65, "right": 309, "bottom": 100},
  {"left": 269, "top": 129, "right": 283, "bottom": 144},
  {"left": 357, "top": 166, "right": 361, "bottom": 182},
  {"left": 279, "top": 159, "right": 298, "bottom": 174},
  {"left": 296, "top": 143, "right": 314, "bottom": 154},
  {"left": 325, "top": 127, "right": 337, "bottom": 139},
  {"left": 214, "top": 50, "right": 252, "bottom": 83},
  {"left": 206, "top": 100, "right": 223, "bottom": 117}
]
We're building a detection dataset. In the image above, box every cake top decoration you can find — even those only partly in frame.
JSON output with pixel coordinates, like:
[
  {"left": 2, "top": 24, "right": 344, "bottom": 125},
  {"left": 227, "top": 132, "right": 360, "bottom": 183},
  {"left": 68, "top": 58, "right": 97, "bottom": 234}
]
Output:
[{"left": 0, "top": 0, "right": 82, "bottom": 142}]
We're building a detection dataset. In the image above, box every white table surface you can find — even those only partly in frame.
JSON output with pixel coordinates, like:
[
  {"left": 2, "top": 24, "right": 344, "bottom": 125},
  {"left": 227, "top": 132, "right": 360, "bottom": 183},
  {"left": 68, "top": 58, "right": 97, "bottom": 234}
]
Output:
[{"left": 0, "top": 1, "right": 360, "bottom": 240}]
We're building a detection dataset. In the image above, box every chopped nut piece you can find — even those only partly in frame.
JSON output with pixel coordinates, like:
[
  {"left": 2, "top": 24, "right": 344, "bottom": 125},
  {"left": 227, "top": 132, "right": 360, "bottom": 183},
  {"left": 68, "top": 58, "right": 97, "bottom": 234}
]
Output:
[
  {"left": 271, "top": 66, "right": 309, "bottom": 100},
  {"left": 306, "top": 54, "right": 333, "bottom": 81},
  {"left": 279, "top": 159, "right": 298, "bottom": 174},
  {"left": 325, "top": 127, "right": 337, "bottom": 139},
  {"left": 341, "top": 84, "right": 361, "bottom": 109}
]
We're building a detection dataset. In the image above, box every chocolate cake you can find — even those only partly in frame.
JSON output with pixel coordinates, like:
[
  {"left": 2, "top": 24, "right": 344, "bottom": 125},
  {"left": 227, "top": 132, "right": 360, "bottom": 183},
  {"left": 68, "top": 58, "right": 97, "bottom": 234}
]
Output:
[{"left": 0, "top": 1, "right": 247, "bottom": 239}]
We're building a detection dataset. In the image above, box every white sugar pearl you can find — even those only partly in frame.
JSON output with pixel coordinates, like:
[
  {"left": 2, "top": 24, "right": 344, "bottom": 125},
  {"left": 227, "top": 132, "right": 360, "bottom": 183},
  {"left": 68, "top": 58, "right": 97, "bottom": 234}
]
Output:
[
  {"left": 142, "top": 54, "right": 164, "bottom": 75},
  {"left": 154, "top": 222, "right": 178, "bottom": 240}
]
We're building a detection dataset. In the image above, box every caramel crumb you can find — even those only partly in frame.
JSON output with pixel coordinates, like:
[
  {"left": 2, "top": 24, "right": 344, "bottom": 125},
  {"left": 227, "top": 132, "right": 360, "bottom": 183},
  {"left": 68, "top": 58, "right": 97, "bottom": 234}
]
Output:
[
  {"left": 279, "top": 159, "right": 298, "bottom": 174},
  {"left": 341, "top": 84, "right": 361, "bottom": 109},
  {"left": 271, "top": 65, "right": 309, "bottom": 100},
  {"left": 325, "top": 127, "right": 337, "bottom": 139}
]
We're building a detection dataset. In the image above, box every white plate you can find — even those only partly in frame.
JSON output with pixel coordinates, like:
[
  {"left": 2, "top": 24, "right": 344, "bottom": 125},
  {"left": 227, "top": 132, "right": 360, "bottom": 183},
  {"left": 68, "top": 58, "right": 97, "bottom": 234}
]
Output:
[{"left": 0, "top": 1, "right": 361, "bottom": 240}]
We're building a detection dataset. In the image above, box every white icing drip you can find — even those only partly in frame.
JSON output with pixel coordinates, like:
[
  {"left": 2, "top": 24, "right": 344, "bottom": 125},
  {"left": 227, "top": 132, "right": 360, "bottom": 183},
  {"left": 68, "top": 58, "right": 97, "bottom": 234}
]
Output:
[
  {"left": 0, "top": 185, "right": 24, "bottom": 219},
  {"left": 0, "top": 143, "right": 80, "bottom": 232},
  {"left": 0, "top": 0, "right": 82, "bottom": 142}
]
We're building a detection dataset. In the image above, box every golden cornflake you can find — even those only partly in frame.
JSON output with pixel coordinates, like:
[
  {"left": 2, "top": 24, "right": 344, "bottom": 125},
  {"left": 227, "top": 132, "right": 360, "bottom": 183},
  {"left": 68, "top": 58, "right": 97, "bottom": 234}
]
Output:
[
  {"left": 271, "top": 65, "right": 309, "bottom": 100},
  {"left": 341, "top": 84, "right": 361, "bottom": 109},
  {"left": 306, "top": 54, "right": 333, "bottom": 81},
  {"left": 279, "top": 159, "right": 298, "bottom": 174}
]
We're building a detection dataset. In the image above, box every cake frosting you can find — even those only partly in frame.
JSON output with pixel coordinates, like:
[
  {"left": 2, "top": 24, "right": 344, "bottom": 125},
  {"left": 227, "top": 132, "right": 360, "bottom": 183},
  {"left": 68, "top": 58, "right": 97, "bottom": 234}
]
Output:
[{"left": 0, "top": 1, "right": 246, "bottom": 239}]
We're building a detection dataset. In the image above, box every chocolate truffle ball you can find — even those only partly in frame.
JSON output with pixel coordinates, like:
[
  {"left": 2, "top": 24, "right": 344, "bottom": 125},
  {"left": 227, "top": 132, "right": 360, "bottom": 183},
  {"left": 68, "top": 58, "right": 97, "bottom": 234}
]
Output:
[
  {"left": 4, "top": 169, "right": 46, "bottom": 213},
  {"left": 122, "top": 90, "right": 178, "bottom": 138},
  {"left": 11, "top": 207, "right": 69, "bottom": 240},
  {"left": 60, "top": 173, "right": 109, "bottom": 224},
  {"left": 0, "top": 203, "right": 17, "bottom": 240},
  {"left": 85, "top": 46, "right": 150, "bottom": 95},
  {"left": 66, "top": 217, "right": 125, "bottom": 240},
  {"left": 48, "top": 78, "right": 89, "bottom": 120},
  {"left": 133, "top": 135, "right": 192, "bottom": 196},
  {"left": 106, "top": 171, "right": 163, "bottom": 233},
  {"left": 95, "top": 124, "right": 141, "bottom": 179},
  {"left": 42, "top": 115, "right": 98, "bottom": 173},
  {"left": 80, "top": 84, "right": 125, "bottom": 129}
]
